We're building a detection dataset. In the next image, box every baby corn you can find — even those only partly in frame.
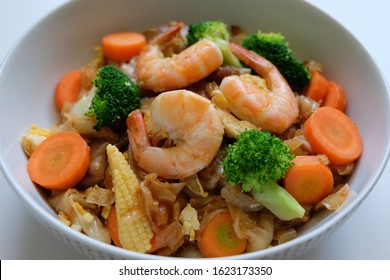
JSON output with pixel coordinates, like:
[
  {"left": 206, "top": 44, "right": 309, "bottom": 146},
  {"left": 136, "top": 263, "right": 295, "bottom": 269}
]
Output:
[{"left": 106, "top": 144, "right": 153, "bottom": 253}]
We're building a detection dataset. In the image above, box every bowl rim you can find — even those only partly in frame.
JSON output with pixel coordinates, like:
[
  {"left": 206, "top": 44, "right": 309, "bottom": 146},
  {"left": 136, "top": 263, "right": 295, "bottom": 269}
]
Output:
[{"left": 1, "top": 0, "right": 390, "bottom": 260}]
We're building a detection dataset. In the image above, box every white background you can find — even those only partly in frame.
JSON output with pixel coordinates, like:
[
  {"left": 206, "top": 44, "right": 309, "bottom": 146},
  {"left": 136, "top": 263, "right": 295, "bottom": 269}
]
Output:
[{"left": 0, "top": 0, "right": 389, "bottom": 259}]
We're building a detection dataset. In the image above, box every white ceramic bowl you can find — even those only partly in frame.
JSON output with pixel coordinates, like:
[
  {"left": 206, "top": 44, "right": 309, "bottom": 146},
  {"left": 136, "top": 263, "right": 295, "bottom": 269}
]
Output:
[{"left": 0, "top": 0, "right": 389, "bottom": 259}]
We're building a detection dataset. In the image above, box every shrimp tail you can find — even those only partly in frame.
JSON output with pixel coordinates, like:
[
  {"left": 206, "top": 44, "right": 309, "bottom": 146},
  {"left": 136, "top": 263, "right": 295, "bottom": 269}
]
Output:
[
  {"left": 126, "top": 109, "right": 150, "bottom": 161},
  {"left": 229, "top": 43, "right": 285, "bottom": 89},
  {"left": 232, "top": 43, "right": 295, "bottom": 94},
  {"left": 150, "top": 22, "right": 184, "bottom": 45},
  {"left": 229, "top": 43, "right": 270, "bottom": 73}
]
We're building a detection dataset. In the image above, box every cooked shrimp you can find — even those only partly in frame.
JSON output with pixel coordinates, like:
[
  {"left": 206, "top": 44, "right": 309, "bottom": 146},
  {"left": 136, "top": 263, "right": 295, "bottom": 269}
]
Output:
[
  {"left": 219, "top": 43, "right": 299, "bottom": 134},
  {"left": 127, "top": 90, "right": 224, "bottom": 180},
  {"left": 136, "top": 23, "right": 223, "bottom": 93}
]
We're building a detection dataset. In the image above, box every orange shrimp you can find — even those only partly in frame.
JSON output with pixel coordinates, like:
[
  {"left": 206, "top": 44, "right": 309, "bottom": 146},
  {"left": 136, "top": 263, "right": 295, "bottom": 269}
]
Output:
[
  {"left": 135, "top": 23, "right": 223, "bottom": 93},
  {"left": 219, "top": 43, "right": 299, "bottom": 134},
  {"left": 127, "top": 90, "right": 224, "bottom": 180}
]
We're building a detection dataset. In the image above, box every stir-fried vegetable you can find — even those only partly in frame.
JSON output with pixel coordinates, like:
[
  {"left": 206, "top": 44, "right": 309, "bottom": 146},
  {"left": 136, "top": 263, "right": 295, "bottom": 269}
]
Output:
[
  {"left": 87, "top": 65, "right": 141, "bottom": 131},
  {"left": 27, "top": 131, "right": 90, "bottom": 190},
  {"left": 284, "top": 155, "right": 334, "bottom": 205},
  {"left": 222, "top": 130, "right": 305, "bottom": 221},
  {"left": 304, "top": 107, "right": 363, "bottom": 165},
  {"left": 197, "top": 212, "right": 247, "bottom": 257},
  {"left": 106, "top": 144, "right": 153, "bottom": 253},
  {"left": 102, "top": 32, "right": 146, "bottom": 62}
]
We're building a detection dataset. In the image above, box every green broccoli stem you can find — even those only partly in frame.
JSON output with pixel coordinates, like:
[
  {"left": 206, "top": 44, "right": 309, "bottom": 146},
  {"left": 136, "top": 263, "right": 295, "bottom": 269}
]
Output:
[
  {"left": 215, "top": 39, "right": 242, "bottom": 68},
  {"left": 248, "top": 180, "right": 305, "bottom": 221}
]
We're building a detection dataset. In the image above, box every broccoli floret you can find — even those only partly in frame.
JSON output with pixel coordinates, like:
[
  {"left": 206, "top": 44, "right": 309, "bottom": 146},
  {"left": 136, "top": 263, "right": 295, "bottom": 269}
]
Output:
[
  {"left": 187, "top": 20, "right": 241, "bottom": 67},
  {"left": 242, "top": 31, "right": 311, "bottom": 92},
  {"left": 222, "top": 129, "right": 305, "bottom": 220},
  {"left": 86, "top": 65, "right": 141, "bottom": 131}
]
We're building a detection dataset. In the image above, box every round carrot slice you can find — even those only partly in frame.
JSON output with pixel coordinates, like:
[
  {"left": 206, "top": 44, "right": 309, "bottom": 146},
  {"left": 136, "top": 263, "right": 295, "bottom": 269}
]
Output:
[
  {"left": 198, "top": 212, "right": 247, "bottom": 258},
  {"left": 102, "top": 32, "right": 146, "bottom": 61},
  {"left": 27, "top": 131, "right": 90, "bottom": 190},
  {"left": 284, "top": 155, "right": 334, "bottom": 205},
  {"left": 304, "top": 107, "right": 363, "bottom": 165}
]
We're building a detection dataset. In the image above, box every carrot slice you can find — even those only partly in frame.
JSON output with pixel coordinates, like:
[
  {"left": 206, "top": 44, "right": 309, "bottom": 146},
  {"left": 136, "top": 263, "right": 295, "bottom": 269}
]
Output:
[
  {"left": 27, "top": 131, "right": 90, "bottom": 190},
  {"left": 284, "top": 155, "right": 334, "bottom": 205},
  {"left": 198, "top": 212, "right": 247, "bottom": 258},
  {"left": 322, "top": 80, "right": 347, "bottom": 111},
  {"left": 102, "top": 32, "right": 146, "bottom": 61},
  {"left": 146, "top": 234, "right": 159, "bottom": 253},
  {"left": 54, "top": 69, "right": 82, "bottom": 112},
  {"left": 106, "top": 205, "right": 122, "bottom": 247},
  {"left": 304, "top": 107, "right": 363, "bottom": 165},
  {"left": 304, "top": 71, "right": 328, "bottom": 103}
]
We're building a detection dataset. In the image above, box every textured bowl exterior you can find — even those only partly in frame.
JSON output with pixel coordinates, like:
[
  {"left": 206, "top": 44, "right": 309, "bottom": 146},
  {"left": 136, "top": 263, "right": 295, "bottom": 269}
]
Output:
[{"left": 1, "top": 0, "right": 389, "bottom": 259}]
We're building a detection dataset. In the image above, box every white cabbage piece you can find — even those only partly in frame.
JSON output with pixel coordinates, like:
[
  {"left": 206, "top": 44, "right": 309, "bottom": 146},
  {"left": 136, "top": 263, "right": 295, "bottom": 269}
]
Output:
[{"left": 48, "top": 188, "right": 111, "bottom": 244}]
